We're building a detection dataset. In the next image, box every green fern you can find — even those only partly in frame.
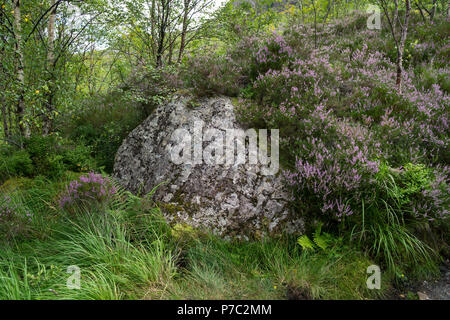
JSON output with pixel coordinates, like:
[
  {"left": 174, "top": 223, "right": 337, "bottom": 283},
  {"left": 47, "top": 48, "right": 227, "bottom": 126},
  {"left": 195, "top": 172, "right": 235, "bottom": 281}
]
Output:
[
  {"left": 298, "top": 224, "right": 336, "bottom": 252},
  {"left": 297, "top": 235, "right": 316, "bottom": 251},
  {"left": 313, "top": 223, "right": 333, "bottom": 251}
]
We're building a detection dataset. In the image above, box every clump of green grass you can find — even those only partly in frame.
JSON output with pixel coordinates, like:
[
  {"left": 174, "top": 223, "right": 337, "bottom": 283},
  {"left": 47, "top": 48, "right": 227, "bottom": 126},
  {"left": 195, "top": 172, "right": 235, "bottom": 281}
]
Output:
[
  {"left": 348, "top": 163, "right": 443, "bottom": 280},
  {"left": 164, "top": 234, "right": 389, "bottom": 300},
  {"left": 0, "top": 207, "right": 178, "bottom": 299},
  {"left": 0, "top": 177, "right": 391, "bottom": 300}
]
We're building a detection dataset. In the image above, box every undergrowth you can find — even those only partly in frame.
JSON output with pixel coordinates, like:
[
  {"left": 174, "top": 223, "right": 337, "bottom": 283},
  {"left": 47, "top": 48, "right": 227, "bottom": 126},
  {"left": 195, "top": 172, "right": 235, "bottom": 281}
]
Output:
[{"left": 0, "top": 175, "right": 389, "bottom": 300}]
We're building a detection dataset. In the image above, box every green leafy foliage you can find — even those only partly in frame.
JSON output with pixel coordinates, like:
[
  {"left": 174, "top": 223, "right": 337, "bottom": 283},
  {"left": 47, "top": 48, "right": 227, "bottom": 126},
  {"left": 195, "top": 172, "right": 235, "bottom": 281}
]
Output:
[
  {"left": 297, "top": 235, "right": 315, "bottom": 251},
  {"left": 0, "top": 136, "right": 97, "bottom": 182},
  {"left": 0, "top": 147, "right": 34, "bottom": 182},
  {"left": 297, "top": 223, "right": 335, "bottom": 252}
]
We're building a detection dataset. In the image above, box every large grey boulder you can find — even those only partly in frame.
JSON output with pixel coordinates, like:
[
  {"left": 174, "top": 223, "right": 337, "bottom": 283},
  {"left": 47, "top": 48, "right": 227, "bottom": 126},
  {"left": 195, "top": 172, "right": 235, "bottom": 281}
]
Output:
[{"left": 113, "top": 95, "right": 303, "bottom": 237}]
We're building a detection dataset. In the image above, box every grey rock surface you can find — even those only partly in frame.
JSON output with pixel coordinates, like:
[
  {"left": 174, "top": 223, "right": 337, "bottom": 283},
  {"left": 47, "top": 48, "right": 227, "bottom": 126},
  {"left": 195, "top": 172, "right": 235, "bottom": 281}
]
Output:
[{"left": 113, "top": 95, "right": 303, "bottom": 236}]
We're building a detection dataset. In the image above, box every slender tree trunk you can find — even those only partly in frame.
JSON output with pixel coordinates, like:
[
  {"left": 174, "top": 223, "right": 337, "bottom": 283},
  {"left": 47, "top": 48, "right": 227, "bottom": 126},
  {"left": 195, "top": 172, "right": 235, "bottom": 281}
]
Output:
[
  {"left": 156, "top": 0, "right": 171, "bottom": 68},
  {"left": 168, "top": 32, "right": 173, "bottom": 65},
  {"left": 156, "top": 1, "right": 166, "bottom": 67},
  {"left": 13, "top": 0, "right": 27, "bottom": 137},
  {"left": 323, "top": 0, "right": 333, "bottom": 22},
  {"left": 311, "top": 0, "right": 317, "bottom": 49},
  {"left": 178, "top": 0, "right": 190, "bottom": 64},
  {"left": 151, "top": 0, "right": 157, "bottom": 59},
  {"left": 156, "top": 34, "right": 165, "bottom": 67},
  {"left": 430, "top": 0, "right": 437, "bottom": 21},
  {"left": 0, "top": 12, "right": 8, "bottom": 138},
  {"left": 393, "top": 0, "right": 399, "bottom": 34},
  {"left": 416, "top": 2, "right": 426, "bottom": 22},
  {"left": 43, "top": 0, "right": 57, "bottom": 135},
  {"left": 396, "top": 0, "right": 411, "bottom": 92}
]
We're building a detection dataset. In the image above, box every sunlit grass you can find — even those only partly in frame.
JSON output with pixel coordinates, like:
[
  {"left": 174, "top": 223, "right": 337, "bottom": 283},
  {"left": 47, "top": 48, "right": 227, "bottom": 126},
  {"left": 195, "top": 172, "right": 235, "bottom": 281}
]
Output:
[{"left": 0, "top": 179, "right": 390, "bottom": 300}]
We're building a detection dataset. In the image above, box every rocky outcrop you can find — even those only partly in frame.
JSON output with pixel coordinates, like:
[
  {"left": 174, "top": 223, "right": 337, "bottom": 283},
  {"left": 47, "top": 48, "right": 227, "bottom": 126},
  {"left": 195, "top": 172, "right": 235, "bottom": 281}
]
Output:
[{"left": 113, "top": 95, "right": 303, "bottom": 237}]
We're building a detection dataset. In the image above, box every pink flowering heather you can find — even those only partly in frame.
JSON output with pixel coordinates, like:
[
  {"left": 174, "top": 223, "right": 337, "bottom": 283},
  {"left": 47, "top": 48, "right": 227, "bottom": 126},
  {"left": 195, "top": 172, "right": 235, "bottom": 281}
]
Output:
[
  {"left": 59, "top": 172, "right": 117, "bottom": 213},
  {"left": 252, "top": 32, "right": 295, "bottom": 79},
  {"left": 194, "top": 13, "right": 449, "bottom": 228},
  {"left": 0, "top": 195, "right": 32, "bottom": 239},
  {"left": 282, "top": 112, "right": 382, "bottom": 222}
]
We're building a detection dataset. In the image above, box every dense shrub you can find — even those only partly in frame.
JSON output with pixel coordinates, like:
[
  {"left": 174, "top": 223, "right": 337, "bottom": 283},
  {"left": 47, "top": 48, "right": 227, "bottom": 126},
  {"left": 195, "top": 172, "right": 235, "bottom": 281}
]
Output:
[
  {"left": 59, "top": 172, "right": 117, "bottom": 214},
  {"left": 333, "top": 11, "right": 368, "bottom": 36},
  {"left": 232, "top": 20, "right": 449, "bottom": 274},
  {"left": 23, "top": 136, "right": 67, "bottom": 178},
  {"left": 25, "top": 135, "right": 97, "bottom": 178},
  {"left": 183, "top": 38, "right": 258, "bottom": 97},
  {"left": 252, "top": 52, "right": 336, "bottom": 107},
  {"left": 70, "top": 120, "right": 134, "bottom": 173},
  {"left": 0, "top": 195, "right": 32, "bottom": 240},
  {"left": 65, "top": 67, "right": 177, "bottom": 172},
  {"left": 0, "top": 136, "right": 96, "bottom": 182},
  {"left": 0, "top": 146, "right": 34, "bottom": 182},
  {"left": 250, "top": 32, "right": 295, "bottom": 80},
  {"left": 184, "top": 53, "right": 243, "bottom": 97}
]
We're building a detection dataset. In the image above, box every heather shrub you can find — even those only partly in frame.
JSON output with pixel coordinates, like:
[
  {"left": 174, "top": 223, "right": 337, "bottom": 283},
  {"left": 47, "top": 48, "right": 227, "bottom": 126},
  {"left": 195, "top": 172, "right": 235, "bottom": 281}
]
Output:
[
  {"left": 252, "top": 52, "right": 336, "bottom": 107},
  {"left": 333, "top": 12, "right": 368, "bottom": 36},
  {"left": 283, "top": 114, "right": 381, "bottom": 223},
  {"left": 235, "top": 23, "right": 449, "bottom": 274},
  {"left": 184, "top": 37, "right": 259, "bottom": 97},
  {"left": 184, "top": 34, "right": 303, "bottom": 98},
  {"left": 250, "top": 32, "right": 295, "bottom": 80},
  {"left": 59, "top": 172, "right": 117, "bottom": 214},
  {"left": 328, "top": 43, "right": 449, "bottom": 166},
  {"left": 414, "top": 66, "right": 450, "bottom": 95},
  {"left": 409, "top": 17, "right": 450, "bottom": 69},
  {"left": 0, "top": 195, "right": 33, "bottom": 240},
  {"left": 184, "top": 52, "right": 243, "bottom": 97},
  {"left": 284, "top": 131, "right": 447, "bottom": 274}
]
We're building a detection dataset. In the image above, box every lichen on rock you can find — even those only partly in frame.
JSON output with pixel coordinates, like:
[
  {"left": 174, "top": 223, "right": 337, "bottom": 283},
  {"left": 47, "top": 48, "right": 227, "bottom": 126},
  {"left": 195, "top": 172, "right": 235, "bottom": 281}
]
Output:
[{"left": 113, "top": 95, "right": 304, "bottom": 237}]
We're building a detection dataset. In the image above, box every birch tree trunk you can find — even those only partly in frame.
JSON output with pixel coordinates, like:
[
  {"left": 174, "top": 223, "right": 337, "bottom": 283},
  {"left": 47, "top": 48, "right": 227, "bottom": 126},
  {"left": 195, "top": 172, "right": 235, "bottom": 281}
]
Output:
[
  {"left": 0, "top": 12, "right": 9, "bottom": 138},
  {"left": 156, "top": 0, "right": 171, "bottom": 67},
  {"left": 177, "top": 0, "right": 190, "bottom": 64},
  {"left": 430, "top": 0, "right": 437, "bottom": 21},
  {"left": 13, "top": 0, "right": 27, "bottom": 137},
  {"left": 151, "top": 0, "right": 157, "bottom": 59},
  {"left": 392, "top": 0, "right": 399, "bottom": 34},
  {"left": 43, "top": 0, "right": 57, "bottom": 135},
  {"left": 396, "top": 0, "right": 411, "bottom": 92}
]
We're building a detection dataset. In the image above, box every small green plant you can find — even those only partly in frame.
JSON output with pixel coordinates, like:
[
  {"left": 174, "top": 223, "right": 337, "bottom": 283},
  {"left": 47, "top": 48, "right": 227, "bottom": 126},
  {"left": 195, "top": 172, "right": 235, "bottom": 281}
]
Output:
[
  {"left": 0, "top": 194, "right": 33, "bottom": 240},
  {"left": 171, "top": 223, "right": 197, "bottom": 240},
  {"left": 297, "top": 223, "right": 336, "bottom": 252},
  {"left": 297, "top": 235, "right": 315, "bottom": 251},
  {"left": 351, "top": 162, "right": 442, "bottom": 277},
  {"left": 0, "top": 147, "right": 34, "bottom": 182},
  {"left": 0, "top": 136, "right": 97, "bottom": 181}
]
